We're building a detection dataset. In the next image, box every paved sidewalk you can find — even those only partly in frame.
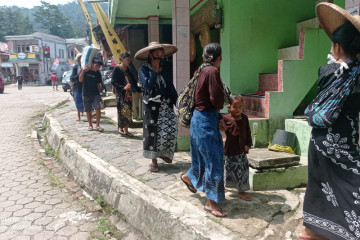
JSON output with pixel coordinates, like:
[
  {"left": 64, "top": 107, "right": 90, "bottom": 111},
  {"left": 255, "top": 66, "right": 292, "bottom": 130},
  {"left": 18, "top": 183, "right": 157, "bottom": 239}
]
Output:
[
  {"left": 46, "top": 101, "right": 306, "bottom": 240},
  {"left": 0, "top": 86, "right": 141, "bottom": 240}
]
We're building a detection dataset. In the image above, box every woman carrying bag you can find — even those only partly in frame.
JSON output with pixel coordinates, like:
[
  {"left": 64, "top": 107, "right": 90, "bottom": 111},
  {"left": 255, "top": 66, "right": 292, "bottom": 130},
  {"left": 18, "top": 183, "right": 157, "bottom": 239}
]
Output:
[
  {"left": 300, "top": 3, "right": 360, "bottom": 240},
  {"left": 111, "top": 52, "right": 141, "bottom": 136}
]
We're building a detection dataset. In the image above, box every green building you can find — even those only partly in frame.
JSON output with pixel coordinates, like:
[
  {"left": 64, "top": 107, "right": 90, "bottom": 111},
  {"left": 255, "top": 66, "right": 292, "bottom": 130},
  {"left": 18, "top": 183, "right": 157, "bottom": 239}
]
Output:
[{"left": 108, "top": 0, "right": 345, "bottom": 154}]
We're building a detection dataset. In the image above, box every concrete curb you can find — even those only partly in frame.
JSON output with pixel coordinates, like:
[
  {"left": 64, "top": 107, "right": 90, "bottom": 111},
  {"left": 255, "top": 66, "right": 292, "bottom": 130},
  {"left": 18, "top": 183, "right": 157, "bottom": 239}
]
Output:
[{"left": 43, "top": 113, "right": 243, "bottom": 240}]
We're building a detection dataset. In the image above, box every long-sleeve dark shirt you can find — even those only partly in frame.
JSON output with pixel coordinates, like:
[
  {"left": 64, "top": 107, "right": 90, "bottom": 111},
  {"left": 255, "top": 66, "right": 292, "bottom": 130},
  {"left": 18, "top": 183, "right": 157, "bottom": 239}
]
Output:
[
  {"left": 111, "top": 66, "right": 141, "bottom": 94},
  {"left": 223, "top": 113, "right": 252, "bottom": 156},
  {"left": 138, "top": 64, "right": 178, "bottom": 106},
  {"left": 194, "top": 66, "right": 224, "bottom": 111}
]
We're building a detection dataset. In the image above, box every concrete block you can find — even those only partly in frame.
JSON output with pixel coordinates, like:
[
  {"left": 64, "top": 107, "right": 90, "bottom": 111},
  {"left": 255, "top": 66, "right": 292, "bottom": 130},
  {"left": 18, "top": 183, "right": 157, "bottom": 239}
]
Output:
[
  {"left": 285, "top": 118, "right": 312, "bottom": 156},
  {"left": 249, "top": 164, "right": 308, "bottom": 191},
  {"left": 248, "top": 148, "right": 300, "bottom": 169},
  {"left": 103, "top": 97, "right": 117, "bottom": 108}
]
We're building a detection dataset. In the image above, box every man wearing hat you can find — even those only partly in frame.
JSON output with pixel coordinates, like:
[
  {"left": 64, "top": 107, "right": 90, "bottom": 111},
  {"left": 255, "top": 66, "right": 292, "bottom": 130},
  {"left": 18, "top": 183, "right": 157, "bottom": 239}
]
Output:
[
  {"left": 70, "top": 53, "right": 84, "bottom": 121},
  {"left": 79, "top": 57, "right": 104, "bottom": 132},
  {"left": 301, "top": 3, "right": 360, "bottom": 240}
]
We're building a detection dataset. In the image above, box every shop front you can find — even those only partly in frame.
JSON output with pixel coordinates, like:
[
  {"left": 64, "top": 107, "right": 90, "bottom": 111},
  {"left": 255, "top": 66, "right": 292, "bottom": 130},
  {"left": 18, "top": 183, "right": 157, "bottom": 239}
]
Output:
[{"left": 10, "top": 53, "right": 41, "bottom": 82}]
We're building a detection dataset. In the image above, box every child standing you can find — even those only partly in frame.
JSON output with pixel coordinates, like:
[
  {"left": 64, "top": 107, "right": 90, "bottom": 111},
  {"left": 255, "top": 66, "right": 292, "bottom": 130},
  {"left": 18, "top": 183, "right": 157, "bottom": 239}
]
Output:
[{"left": 221, "top": 95, "right": 252, "bottom": 201}]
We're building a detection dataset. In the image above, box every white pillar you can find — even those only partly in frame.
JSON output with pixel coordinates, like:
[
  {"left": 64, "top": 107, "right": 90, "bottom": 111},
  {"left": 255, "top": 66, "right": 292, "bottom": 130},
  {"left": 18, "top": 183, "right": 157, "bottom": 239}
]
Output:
[
  {"left": 172, "top": 0, "right": 190, "bottom": 137},
  {"left": 148, "top": 16, "right": 160, "bottom": 43}
]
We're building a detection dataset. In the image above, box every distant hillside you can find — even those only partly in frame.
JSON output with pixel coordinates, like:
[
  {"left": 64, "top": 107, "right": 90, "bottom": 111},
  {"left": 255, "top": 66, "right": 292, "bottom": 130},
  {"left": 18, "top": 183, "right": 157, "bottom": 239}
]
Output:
[{"left": 5, "top": 1, "right": 108, "bottom": 38}]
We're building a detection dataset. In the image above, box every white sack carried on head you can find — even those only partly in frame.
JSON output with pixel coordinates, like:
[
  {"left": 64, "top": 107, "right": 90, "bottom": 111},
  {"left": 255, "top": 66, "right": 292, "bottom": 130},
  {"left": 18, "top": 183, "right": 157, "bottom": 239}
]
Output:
[{"left": 81, "top": 45, "right": 100, "bottom": 69}]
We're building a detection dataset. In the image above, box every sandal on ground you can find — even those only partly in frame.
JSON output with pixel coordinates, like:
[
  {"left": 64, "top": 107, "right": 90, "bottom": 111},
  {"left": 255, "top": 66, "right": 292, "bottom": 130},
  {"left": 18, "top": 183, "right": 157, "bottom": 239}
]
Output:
[
  {"left": 118, "top": 129, "right": 126, "bottom": 135},
  {"left": 180, "top": 173, "right": 197, "bottom": 193},
  {"left": 160, "top": 156, "right": 172, "bottom": 163},
  {"left": 149, "top": 163, "right": 159, "bottom": 172},
  {"left": 125, "top": 132, "right": 134, "bottom": 137},
  {"left": 204, "top": 206, "right": 227, "bottom": 218},
  {"left": 88, "top": 126, "right": 93, "bottom": 131},
  {"left": 96, "top": 126, "right": 104, "bottom": 132},
  {"left": 238, "top": 192, "right": 252, "bottom": 201}
]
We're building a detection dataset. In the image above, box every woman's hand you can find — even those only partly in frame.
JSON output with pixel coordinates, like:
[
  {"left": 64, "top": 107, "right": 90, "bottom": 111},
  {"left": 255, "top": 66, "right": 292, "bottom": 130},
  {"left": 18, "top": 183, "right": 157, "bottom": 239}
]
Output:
[
  {"left": 150, "top": 55, "right": 161, "bottom": 72},
  {"left": 124, "top": 83, "right": 131, "bottom": 91},
  {"left": 219, "top": 119, "right": 228, "bottom": 131}
]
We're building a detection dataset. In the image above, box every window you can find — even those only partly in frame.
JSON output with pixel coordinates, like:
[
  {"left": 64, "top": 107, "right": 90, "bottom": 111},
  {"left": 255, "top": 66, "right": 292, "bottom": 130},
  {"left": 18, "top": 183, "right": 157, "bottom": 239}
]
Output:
[
  {"left": 25, "top": 46, "right": 30, "bottom": 52},
  {"left": 17, "top": 46, "right": 21, "bottom": 52}
]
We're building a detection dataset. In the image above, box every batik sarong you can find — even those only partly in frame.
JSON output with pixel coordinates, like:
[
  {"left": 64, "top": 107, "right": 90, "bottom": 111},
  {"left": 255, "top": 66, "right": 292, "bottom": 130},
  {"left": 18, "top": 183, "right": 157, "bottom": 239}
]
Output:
[
  {"left": 116, "top": 92, "right": 132, "bottom": 129},
  {"left": 303, "top": 113, "right": 360, "bottom": 240},
  {"left": 187, "top": 109, "right": 225, "bottom": 203},
  {"left": 143, "top": 98, "right": 178, "bottom": 159},
  {"left": 224, "top": 153, "right": 250, "bottom": 192}
]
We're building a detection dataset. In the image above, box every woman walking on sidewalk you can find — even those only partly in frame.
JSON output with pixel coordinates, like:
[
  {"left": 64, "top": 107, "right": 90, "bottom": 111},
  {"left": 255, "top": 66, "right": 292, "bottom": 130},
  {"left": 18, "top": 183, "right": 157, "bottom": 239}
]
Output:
[
  {"left": 181, "top": 43, "right": 227, "bottom": 218},
  {"left": 300, "top": 3, "right": 360, "bottom": 240},
  {"left": 135, "top": 42, "right": 178, "bottom": 172},
  {"left": 111, "top": 52, "right": 141, "bottom": 136}
]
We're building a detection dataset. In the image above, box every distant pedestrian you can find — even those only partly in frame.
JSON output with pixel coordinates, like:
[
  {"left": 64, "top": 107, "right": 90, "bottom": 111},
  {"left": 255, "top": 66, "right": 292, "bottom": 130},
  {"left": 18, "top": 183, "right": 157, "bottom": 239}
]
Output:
[
  {"left": 70, "top": 53, "right": 84, "bottom": 121},
  {"left": 220, "top": 95, "right": 252, "bottom": 201},
  {"left": 51, "top": 73, "right": 58, "bottom": 91},
  {"left": 16, "top": 75, "right": 23, "bottom": 90},
  {"left": 111, "top": 52, "right": 141, "bottom": 136},
  {"left": 135, "top": 42, "right": 178, "bottom": 172},
  {"left": 181, "top": 43, "right": 228, "bottom": 218},
  {"left": 79, "top": 57, "right": 104, "bottom": 132}
]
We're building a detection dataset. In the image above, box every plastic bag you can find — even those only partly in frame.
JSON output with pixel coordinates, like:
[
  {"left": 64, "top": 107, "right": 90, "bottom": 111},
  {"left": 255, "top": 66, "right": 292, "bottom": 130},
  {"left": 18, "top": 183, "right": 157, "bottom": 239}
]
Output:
[{"left": 81, "top": 45, "right": 101, "bottom": 69}]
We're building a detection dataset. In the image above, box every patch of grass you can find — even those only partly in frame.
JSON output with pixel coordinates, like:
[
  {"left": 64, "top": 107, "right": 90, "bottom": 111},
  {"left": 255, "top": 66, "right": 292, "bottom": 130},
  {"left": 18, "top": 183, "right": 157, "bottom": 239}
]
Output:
[
  {"left": 96, "top": 196, "right": 106, "bottom": 208},
  {"left": 49, "top": 172, "right": 65, "bottom": 188},
  {"left": 43, "top": 144, "right": 55, "bottom": 157},
  {"left": 79, "top": 183, "right": 85, "bottom": 189},
  {"left": 97, "top": 217, "right": 113, "bottom": 234},
  {"left": 82, "top": 145, "right": 90, "bottom": 150},
  {"left": 117, "top": 211, "right": 127, "bottom": 222},
  {"left": 138, "top": 178, "right": 147, "bottom": 183}
]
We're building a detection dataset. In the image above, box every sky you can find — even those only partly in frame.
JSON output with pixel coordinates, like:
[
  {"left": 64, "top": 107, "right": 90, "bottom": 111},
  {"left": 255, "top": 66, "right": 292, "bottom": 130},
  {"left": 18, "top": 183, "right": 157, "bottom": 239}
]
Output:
[{"left": 0, "top": 0, "right": 75, "bottom": 9}]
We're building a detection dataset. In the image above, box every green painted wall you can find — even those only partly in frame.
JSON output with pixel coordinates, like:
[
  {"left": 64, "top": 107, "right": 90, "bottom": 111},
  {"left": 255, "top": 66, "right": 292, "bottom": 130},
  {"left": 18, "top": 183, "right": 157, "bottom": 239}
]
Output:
[
  {"left": 110, "top": 0, "right": 206, "bottom": 25},
  {"left": 268, "top": 29, "right": 330, "bottom": 135},
  {"left": 220, "top": 0, "right": 316, "bottom": 94}
]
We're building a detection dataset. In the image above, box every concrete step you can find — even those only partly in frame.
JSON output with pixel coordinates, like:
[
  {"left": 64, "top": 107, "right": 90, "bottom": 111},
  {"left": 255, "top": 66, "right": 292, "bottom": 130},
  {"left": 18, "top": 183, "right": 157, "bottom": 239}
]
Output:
[
  {"left": 248, "top": 148, "right": 307, "bottom": 191},
  {"left": 258, "top": 72, "right": 279, "bottom": 92},
  {"left": 248, "top": 148, "right": 300, "bottom": 169},
  {"left": 296, "top": 17, "right": 319, "bottom": 40},
  {"left": 278, "top": 46, "right": 300, "bottom": 60}
]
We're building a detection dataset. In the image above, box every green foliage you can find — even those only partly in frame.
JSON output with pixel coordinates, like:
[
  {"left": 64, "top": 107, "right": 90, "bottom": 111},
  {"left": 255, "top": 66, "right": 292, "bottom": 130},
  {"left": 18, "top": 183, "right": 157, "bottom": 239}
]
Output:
[
  {"left": 97, "top": 217, "right": 113, "bottom": 233},
  {"left": 0, "top": 7, "right": 34, "bottom": 41},
  {"left": 1, "top": 2, "right": 108, "bottom": 40},
  {"left": 33, "top": 1, "right": 75, "bottom": 38}
]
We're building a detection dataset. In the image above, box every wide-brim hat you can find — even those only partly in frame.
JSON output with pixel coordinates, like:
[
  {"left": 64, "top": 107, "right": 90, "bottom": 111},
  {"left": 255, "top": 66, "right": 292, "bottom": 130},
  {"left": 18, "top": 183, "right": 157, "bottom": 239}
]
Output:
[
  {"left": 316, "top": 2, "right": 360, "bottom": 38},
  {"left": 134, "top": 42, "right": 177, "bottom": 60}
]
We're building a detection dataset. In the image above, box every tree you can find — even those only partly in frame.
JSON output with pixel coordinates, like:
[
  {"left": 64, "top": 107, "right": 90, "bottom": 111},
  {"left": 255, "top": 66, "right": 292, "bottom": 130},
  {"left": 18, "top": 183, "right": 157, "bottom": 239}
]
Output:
[
  {"left": 33, "top": 1, "right": 75, "bottom": 38},
  {"left": 0, "top": 7, "right": 34, "bottom": 41}
]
